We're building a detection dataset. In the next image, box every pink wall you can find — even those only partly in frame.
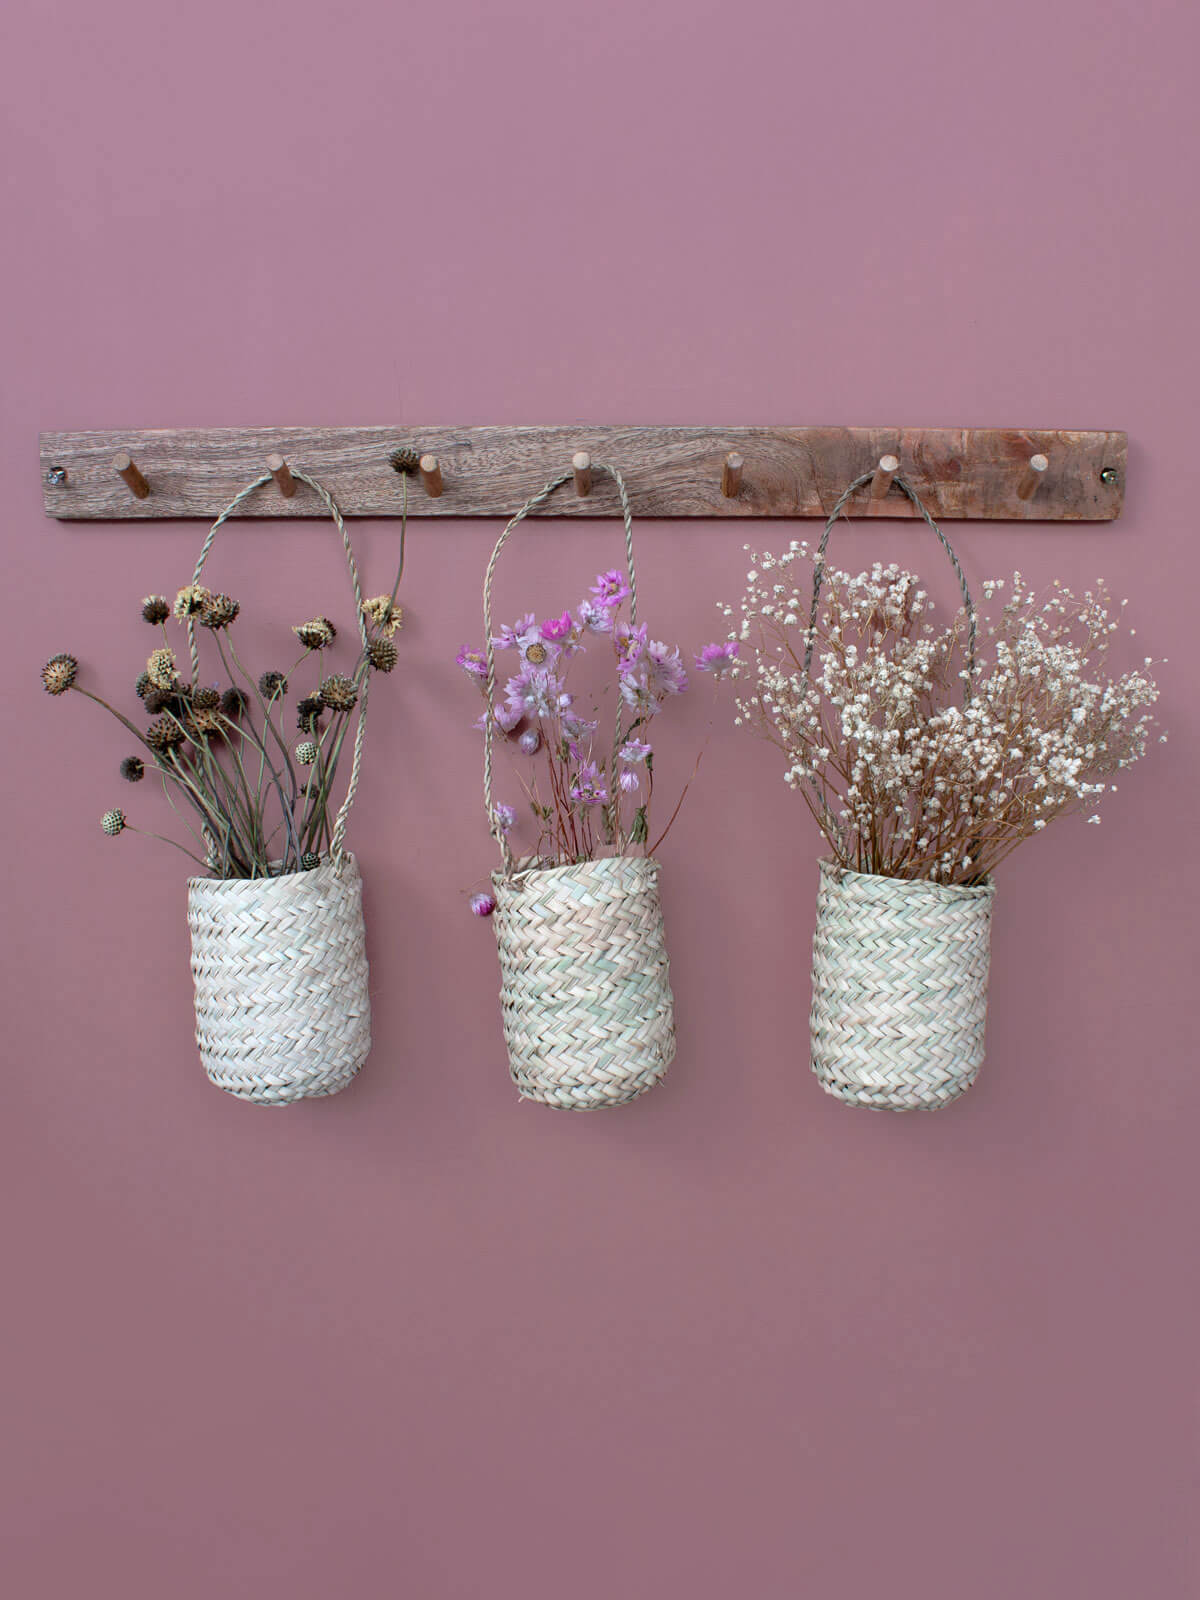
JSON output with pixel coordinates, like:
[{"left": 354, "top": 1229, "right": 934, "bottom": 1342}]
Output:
[{"left": 3, "top": 2, "right": 1196, "bottom": 1595}]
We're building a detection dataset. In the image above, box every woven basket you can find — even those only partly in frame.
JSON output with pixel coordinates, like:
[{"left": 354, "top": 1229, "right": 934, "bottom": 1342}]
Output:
[
  {"left": 810, "top": 860, "right": 994, "bottom": 1111},
  {"left": 188, "top": 853, "right": 370, "bottom": 1105},
  {"left": 492, "top": 854, "right": 675, "bottom": 1110}
]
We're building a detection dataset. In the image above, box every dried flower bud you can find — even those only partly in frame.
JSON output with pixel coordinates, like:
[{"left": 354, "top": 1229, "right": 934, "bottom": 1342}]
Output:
[
  {"left": 146, "top": 647, "right": 178, "bottom": 690},
  {"left": 141, "top": 595, "right": 170, "bottom": 625},
  {"left": 173, "top": 584, "right": 211, "bottom": 619},
  {"left": 469, "top": 892, "right": 497, "bottom": 917},
  {"left": 258, "top": 670, "right": 287, "bottom": 699},
  {"left": 368, "top": 639, "right": 397, "bottom": 673},
  {"left": 220, "top": 687, "right": 248, "bottom": 718},
  {"left": 199, "top": 593, "right": 240, "bottom": 629},
  {"left": 41, "top": 653, "right": 78, "bottom": 695},
  {"left": 518, "top": 728, "right": 541, "bottom": 755},
  {"left": 295, "top": 740, "right": 319, "bottom": 765},
  {"left": 293, "top": 617, "right": 337, "bottom": 650},
  {"left": 145, "top": 717, "right": 185, "bottom": 752},
  {"left": 120, "top": 756, "right": 145, "bottom": 783},
  {"left": 101, "top": 808, "right": 126, "bottom": 836},
  {"left": 319, "top": 674, "right": 358, "bottom": 712},
  {"left": 362, "top": 595, "right": 404, "bottom": 636},
  {"left": 296, "top": 695, "right": 324, "bottom": 732}
]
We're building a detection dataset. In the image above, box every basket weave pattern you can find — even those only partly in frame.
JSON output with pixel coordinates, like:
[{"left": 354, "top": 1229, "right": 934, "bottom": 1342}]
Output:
[
  {"left": 187, "top": 854, "right": 371, "bottom": 1105},
  {"left": 810, "top": 859, "right": 993, "bottom": 1111},
  {"left": 492, "top": 855, "right": 676, "bottom": 1110}
]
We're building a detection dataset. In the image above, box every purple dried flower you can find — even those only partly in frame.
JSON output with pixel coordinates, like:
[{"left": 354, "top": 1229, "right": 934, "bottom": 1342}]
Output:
[
  {"left": 619, "top": 738, "right": 652, "bottom": 764},
  {"left": 541, "top": 611, "right": 573, "bottom": 642},
  {"left": 491, "top": 613, "right": 539, "bottom": 652},
  {"left": 646, "top": 640, "right": 689, "bottom": 697},
  {"left": 518, "top": 727, "right": 541, "bottom": 755},
  {"left": 570, "top": 761, "right": 608, "bottom": 805},
  {"left": 470, "top": 892, "right": 497, "bottom": 918},
  {"left": 590, "top": 570, "right": 631, "bottom": 609},
  {"left": 474, "top": 703, "right": 523, "bottom": 736},
  {"left": 456, "top": 646, "right": 488, "bottom": 679},
  {"left": 576, "top": 599, "right": 613, "bottom": 635},
  {"left": 562, "top": 713, "right": 598, "bottom": 743},
  {"left": 618, "top": 769, "right": 640, "bottom": 793},
  {"left": 613, "top": 621, "right": 647, "bottom": 666},
  {"left": 695, "top": 640, "right": 739, "bottom": 678},
  {"left": 506, "top": 665, "right": 563, "bottom": 719},
  {"left": 493, "top": 804, "right": 516, "bottom": 832}
]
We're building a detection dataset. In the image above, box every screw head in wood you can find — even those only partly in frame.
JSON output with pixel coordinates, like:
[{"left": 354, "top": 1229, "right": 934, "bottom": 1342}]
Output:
[
  {"left": 46, "top": 465, "right": 67, "bottom": 486},
  {"left": 1100, "top": 467, "right": 1119, "bottom": 485}
]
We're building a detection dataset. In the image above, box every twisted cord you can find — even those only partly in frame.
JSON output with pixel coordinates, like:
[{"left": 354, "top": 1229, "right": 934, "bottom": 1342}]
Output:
[
  {"left": 803, "top": 471, "right": 977, "bottom": 701},
  {"left": 482, "top": 463, "right": 636, "bottom": 875},
  {"left": 186, "top": 468, "right": 374, "bottom": 868}
]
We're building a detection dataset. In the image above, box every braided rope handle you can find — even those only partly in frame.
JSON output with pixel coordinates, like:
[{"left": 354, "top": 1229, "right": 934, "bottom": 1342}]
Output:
[
  {"left": 482, "top": 463, "right": 636, "bottom": 875},
  {"left": 804, "top": 471, "right": 977, "bottom": 701},
  {"left": 186, "top": 470, "right": 372, "bottom": 866}
]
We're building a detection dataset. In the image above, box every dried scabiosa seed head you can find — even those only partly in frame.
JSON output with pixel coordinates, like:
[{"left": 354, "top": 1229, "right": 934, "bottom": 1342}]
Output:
[
  {"left": 294, "top": 740, "right": 319, "bottom": 765},
  {"left": 145, "top": 717, "right": 185, "bottom": 752},
  {"left": 257, "top": 670, "right": 287, "bottom": 700},
  {"left": 146, "top": 647, "right": 178, "bottom": 690},
  {"left": 191, "top": 686, "right": 221, "bottom": 711},
  {"left": 141, "top": 595, "right": 170, "bottom": 625},
  {"left": 319, "top": 674, "right": 358, "bottom": 712},
  {"left": 220, "top": 687, "right": 248, "bottom": 718},
  {"left": 199, "top": 593, "right": 240, "bottom": 630},
  {"left": 296, "top": 695, "right": 324, "bottom": 732},
  {"left": 389, "top": 445, "right": 421, "bottom": 474},
  {"left": 301, "top": 851, "right": 322, "bottom": 870},
  {"left": 100, "top": 808, "right": 126, "bottom": 836},
  {"left": 120, "top": 755, "right": 145, "bottom": 783},
  {"left": 293, "top": 617, "right": 337, "bottom": 650},
  {"left": 368, "top": 639, "right": 398, "bottom": 673},
  {"left": 41, "top": 653, "right": 78, "bottom": 695},
  {"left": 173, "top": 584, "right": 211, "bottom": 619},
  {"left": 362, "top": 595, "right": 404, "bottom": 636},
  {"left": 135, "top": 671, "right": 151, "bottom": 700}
]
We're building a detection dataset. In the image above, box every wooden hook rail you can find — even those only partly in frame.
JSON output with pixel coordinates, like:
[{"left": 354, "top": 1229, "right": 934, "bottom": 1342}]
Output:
[{"left": 39, "top": 425, "right": 1127, "bottom": 522}]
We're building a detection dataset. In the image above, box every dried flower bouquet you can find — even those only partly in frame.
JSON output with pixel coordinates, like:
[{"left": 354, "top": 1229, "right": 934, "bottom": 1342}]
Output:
[{"left": 724, "top": 473, "right": 1162, "bottom": 1110}]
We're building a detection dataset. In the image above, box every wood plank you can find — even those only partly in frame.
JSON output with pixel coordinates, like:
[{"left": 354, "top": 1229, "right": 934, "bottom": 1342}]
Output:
[{"left": 39, "top": 425, "right": 1127, "bottom": 521}]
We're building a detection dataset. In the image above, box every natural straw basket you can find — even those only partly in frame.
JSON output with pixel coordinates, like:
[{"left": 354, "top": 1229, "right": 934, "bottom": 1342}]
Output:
[
  {"left": 810, "top": 861, "right": 994, "bottom": 1110},
  {"left": 482, "top": 465, "right": 676, "bottom": 1110},
  {"left": 804, "top": 472, "right": 993, "bottom": 1111},
  {"left": 184, "top": 471, "right": 375, "bottom": 1105}
]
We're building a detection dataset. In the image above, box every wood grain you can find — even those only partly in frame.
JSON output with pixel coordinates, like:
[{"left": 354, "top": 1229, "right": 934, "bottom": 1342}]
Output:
[{"left": 40, "top": 426, "right": 1127, "bottom": 521}]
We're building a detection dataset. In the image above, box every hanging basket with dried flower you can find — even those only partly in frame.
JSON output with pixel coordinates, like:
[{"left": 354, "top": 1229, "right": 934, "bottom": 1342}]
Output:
[
  {"left": 727, "top": 471, "right": 1161, "bottom": 1111},
  {"left": 469, "top": 465, "right": 732, "bottom": 1110},
  {"left": 44, "top": 468, "right": 409, "bottom": 1105}
]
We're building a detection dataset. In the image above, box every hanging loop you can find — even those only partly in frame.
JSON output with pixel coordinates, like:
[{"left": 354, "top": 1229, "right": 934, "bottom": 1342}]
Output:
[
  {"left": 804, "top": 471, "right": 977, "bottom": 701},
  {"left": 186, "top": 469, "right": 377, "bottom": 868},
  {"left": 482, "top": 462, "right": 636, "bottom": 875}
]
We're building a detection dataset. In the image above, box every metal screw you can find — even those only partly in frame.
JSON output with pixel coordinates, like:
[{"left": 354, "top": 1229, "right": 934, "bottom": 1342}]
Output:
[
  {"left": 46, "top": 464, "right": 67, "bottom": 486},
  {"left": 1100, "top": 468, "right": 1119, "bottom": 486}
]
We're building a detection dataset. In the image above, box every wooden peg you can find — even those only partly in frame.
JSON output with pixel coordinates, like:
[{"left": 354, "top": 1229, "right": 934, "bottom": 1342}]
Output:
[
  {"left": 721, "top": 451, "right": 744, "bottom": 498},
  {"left": 1018, "top": 453, "right": 1049, "bottom": 501},
  {"left": 266, "top": 453, "right": 296, "bottom": 497},
  {"left": 572, "top": 451, "right": 593, "bottom": 497},
  {"left": 112, "top": 452, "right": 149, "bottom": 499},
  {"left": 870, "top": 454, "right": 900, "bottom": 500},
  {"left": 419, "top": 454, "right": 444, "bottom": 497}
]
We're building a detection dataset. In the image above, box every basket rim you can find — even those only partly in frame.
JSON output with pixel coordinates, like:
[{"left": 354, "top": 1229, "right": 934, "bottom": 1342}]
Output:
[
  {"left": 187, "top": 849, "right": 359, "bottom": 893},
  {"left": 492, "top": 852, "right": 662, "bottom": 893},
  {"left": 817, "top": 856, "right": 994, "bottom": 902}
]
